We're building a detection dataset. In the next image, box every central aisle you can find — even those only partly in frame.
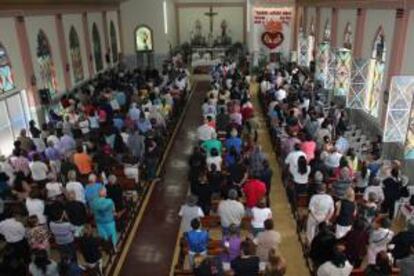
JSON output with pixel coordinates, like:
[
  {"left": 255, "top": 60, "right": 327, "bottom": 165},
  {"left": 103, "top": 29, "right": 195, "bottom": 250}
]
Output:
[
  {"left": 119, "top": 79, "right": 210, "bottom": 275},
  {"left": 251, "top": 83, "right": 310, "bottom": 276}
]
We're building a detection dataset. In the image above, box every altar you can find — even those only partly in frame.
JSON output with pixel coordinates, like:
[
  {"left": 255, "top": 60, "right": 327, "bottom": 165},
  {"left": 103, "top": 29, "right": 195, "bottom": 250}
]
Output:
[{"left": 190, "top": 46, "right": 229, "bottom": 68}]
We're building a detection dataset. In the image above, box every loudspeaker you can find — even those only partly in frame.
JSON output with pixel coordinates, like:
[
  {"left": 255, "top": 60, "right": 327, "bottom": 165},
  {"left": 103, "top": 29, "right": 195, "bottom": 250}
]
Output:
[{"left": 39, "top": 88, "right": 51, "bottom": 105}]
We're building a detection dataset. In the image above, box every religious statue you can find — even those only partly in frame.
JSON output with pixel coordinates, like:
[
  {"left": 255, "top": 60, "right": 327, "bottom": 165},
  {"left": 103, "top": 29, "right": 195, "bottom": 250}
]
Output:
[
  {"left": 191, "top": 19, "right": 207, "bottom": 46},
  {"left": 215, "top": 19, "right": 232, "bottom": 46}
]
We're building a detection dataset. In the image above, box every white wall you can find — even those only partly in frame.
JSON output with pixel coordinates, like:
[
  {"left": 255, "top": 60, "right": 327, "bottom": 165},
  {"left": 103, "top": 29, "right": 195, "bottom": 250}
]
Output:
[
  {"left": 0, "top": 17, "right": 27, "bottom": 92},
  {"left": 62, "top": 14, "right": 90, "bottom": 84},
  {"left": 177, "top": 6, "right": 244, "bottom": 45},
  {"left": 336, "top": 9, "right": 357, "bottom": 48},
  {"left": 402, "top": 10, "right": 414, "bottom": 75},
  {"left": 319, "top": 7, "right": 332, "bottom": 43},
  {"left": 87, "top": 12, "right": 107, "bottom": 72},
  {"left": 106, "top": 10, "right": 121, "bottom": 64},
  {"left": 120, "top": 0, "right": 168, "bottom": 55},
  {"left": 25, "top": 15, "right": 66, "bottom": 94}
]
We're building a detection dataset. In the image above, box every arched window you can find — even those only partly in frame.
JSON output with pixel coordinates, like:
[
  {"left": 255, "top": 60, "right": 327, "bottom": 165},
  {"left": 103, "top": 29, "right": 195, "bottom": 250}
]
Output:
[
  {"left": 110, "top": 21, "right": 118, "bottom": 63},
  {"left": 0, "top": 43, "right": 15, "bottom": 92},
  {"left": 343, "top": 22, "right": 352, "bottom": 50},
  {"left": 92, "top": 23, "right": 103, "bottom": 72},
  {"left": 135, "top": 25, "right": 153, "bottom": 52},
  {"left": 366, "top": 27, "right": 386, "bottom": 117},
  {"left": 69, "top": 26, "right": 84, "bottom": 83},
  {"left": 37, "top": 30, "right": 57, "bottom": 93}
]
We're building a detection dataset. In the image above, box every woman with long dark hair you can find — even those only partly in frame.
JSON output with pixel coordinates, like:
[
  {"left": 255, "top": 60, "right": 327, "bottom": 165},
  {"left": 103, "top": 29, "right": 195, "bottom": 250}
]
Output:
[
  {"left": 292, "top": 156, "right": 310, "bottom": 195},
  {"left": 29, "top": 250, "right": 59, "bottom": 276}
]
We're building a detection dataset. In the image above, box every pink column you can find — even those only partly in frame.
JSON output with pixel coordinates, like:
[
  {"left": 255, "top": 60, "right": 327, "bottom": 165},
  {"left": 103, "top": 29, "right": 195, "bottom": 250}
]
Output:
[
  {"left": 353, "top": 8, "right": 366, "bottom": 59},
  {"left": 14, "top": 16, "right": 39, "bottom": 109},
  {"left": 82, "top": 12, "right": 94, "bottom": 77},
  {"left": 117, "top": 9, "right": 124, "bottom": 55},
  {"left": 315, "top": 7, "right": 321, "bottom": 43},
  {"left": 55, "top": 14, "right": 71, "bottom": 91},
  {"left": 331, "top": 8, "right": 338, "bottom": 47},
  {"left": 102, "top": 11, "right": 111, "bottom": 66}
]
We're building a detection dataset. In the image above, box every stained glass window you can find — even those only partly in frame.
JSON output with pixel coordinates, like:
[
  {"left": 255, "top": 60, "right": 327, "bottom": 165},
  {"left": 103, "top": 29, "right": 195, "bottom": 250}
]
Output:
[
  {"left": 92, "top": 23, "right": 103, "bottom": 72},
  {"left": 110, "top": 21, "right": 118, "bottom": 63},
  {"left": 297, "top": 27, "right": 308, "bottom": 67},
  {"left": 69, "top": 26, "right": 84, "bottom": 83},
  {"left": 316, "top": 42, "right": 330, "bottom": 86},
  {"left": 405, "top": 102, "right": 414, "bottom": 159},
  {"left": 365, "top": 27, "right": 386, "bottom": 118},
  {"left": 0, "top": 43, "right": 15, "bottom": 93},
  {"left": 383, "top": 76, "right": 414, "bottom": 143},
  {"left": 37, "top": 30, "right": 58, "bottom": 94}
]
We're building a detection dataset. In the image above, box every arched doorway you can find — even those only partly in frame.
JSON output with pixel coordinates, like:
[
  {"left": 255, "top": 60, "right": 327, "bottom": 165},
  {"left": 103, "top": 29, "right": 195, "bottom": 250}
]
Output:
[
  {"left": 69, "top": 26, "right": 84, "bottom": 83},
  {"left": 92, "top": 23, "right": 103, "bottom": 72}
]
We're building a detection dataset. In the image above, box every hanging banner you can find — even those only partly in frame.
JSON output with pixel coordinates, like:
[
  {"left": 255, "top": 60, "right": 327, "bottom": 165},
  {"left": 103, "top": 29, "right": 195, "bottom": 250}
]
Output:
[
  {"left": 334, "top": 48, "right": 352, "bottom": 96},
  {"left": 253, "top": 7, "right": 293, "bottom": 58},
  {"left": 347, "top": 59, "right": 369, "bottom": 109},
  {"left": 383, "top": 76, "right": 414, "bottom": 143},
  {"left": 315, "top": 42, "right": 330, "bottom": 85}
]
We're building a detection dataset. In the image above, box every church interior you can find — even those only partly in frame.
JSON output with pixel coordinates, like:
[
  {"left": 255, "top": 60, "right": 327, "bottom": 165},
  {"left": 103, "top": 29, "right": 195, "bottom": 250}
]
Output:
[{"left": 1, "top": 0, "right": 414, "bottom": 275}]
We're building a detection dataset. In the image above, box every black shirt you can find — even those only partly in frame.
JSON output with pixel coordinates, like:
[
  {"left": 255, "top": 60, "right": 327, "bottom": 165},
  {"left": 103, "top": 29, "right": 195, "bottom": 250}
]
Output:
[
  {"left": 231, "top": 256, "right": 260, "bottom": 276},
  {"left": 107, "top": 184, "right": 124, "bottom": 211},
  {"left": 79, "top": 236, "right": 102, "bottom": 263},
  {"left": 65, "top": 201, "right": 87, "bottom": 226}
]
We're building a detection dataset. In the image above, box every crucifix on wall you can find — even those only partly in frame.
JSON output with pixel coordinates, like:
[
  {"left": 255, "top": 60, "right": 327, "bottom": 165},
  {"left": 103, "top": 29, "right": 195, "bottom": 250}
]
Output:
[{"left": 204, "top": 6, "right": 218, "bottom": 34}]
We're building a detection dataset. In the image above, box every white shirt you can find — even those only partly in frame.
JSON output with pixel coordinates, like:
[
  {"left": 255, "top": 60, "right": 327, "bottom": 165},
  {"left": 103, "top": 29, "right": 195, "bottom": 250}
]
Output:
[
  {"left": 197, "top": 124, "right": 216, "bottom": 142},
  {"left": 275, "top": 89, "right": 287, "bottom": 102},
  {"left": 317, "top": 260, "right": 353, "bottom": 276},
  {"left": 292, "top": 165, "right": 310, "bottom": 184},
  {"left": 78, "top": 119, "right": 90, "bottom": 134},
  {"left": 30, "top": 161, "right": 49, "bottom": 181},
  {"left": 46, "top": 182, "right": 63, "bottom": 199},
  {"left": 251, "top": 207, "right": 272, "bottom": 228},
  {"left": 25, "top": 198, "right": 46, "bottom": 224},
  {"left": 0, "top": 218, "right": 25, "bottom": 243},
  {"left": 309, "top": 194, "right": 335, "bottom": 222},
  {"left": 206, "top": 156, "right": 222, "bottom": 171},
  {"left": 66, "top": 181, "right": 86, "bottom": 203},
  {"left": 324, "top": 152, "right": 343, "bottom": 168},
  {"left": 285, "top": 150, "right": 306, "bottom": 175}
]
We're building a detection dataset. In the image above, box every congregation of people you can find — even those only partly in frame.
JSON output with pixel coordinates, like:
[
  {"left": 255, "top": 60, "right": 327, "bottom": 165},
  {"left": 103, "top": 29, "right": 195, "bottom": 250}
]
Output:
[
  {"left": 178, "top": 61, "right": 286, "bottom": 276},
  {"left": 0, "top": 58, "right": 190, "bottom": 275},
  {"left": 259, "top": 60, "right": 414, "bottom": 276},
  {"left": 175, "top": 57, "right": 414, "bottom": 276}
]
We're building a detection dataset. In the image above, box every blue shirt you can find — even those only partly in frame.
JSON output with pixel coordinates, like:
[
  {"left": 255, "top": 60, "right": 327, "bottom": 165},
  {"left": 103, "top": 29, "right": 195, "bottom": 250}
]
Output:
[
  {"left": 85, "top": 183, "right": 104, "bottom": 205},
  {"left": 91, "top": 197, "right": 115, "bottom": 224},
  {"left": 113, "top": 118, "right": 124, "bottom": 130},
  {"left": 225, "top": 137, "right": 242, "bottom": 153},
  {"left": 186, "top": 230, "right": 209, "bottom": 253},
  {"left": 116, "top": 91, "right": 126, "bottom": 107},
  {"left": 137, "top": 119, "right": 152, "bottom": 134}
]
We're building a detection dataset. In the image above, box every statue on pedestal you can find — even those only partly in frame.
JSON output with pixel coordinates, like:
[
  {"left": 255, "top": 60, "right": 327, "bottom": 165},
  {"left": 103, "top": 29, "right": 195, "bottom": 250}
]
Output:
[
  {"left": 191, "top": 19, "right": 206, "bottom": 46},
  {"left": 215, "top": 20, "right": 232, "bottom": 46}
]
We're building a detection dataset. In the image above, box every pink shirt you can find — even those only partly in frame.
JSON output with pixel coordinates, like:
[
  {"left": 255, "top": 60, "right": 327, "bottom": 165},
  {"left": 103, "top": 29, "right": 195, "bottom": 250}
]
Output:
[{"left": 301, "top": 141, "right": 316, "bottom": 162}]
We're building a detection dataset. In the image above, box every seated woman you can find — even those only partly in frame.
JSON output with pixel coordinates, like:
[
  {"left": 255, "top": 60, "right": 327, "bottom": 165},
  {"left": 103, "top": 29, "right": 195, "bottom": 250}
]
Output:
[
  {"left": 251, "top": 199, "right": 272, "bottom": 236},
  {"left": 221, "top": 224, "right": 242, "bottom": 264},
  {"left": 265, "top": 248, "right": 287, "bottom": 276},
  {"left": 230, "top": 239, "right": 260, "bottom": 276},
  {"left": 365, "top": 251, "right": 393, "bottom": 276}
]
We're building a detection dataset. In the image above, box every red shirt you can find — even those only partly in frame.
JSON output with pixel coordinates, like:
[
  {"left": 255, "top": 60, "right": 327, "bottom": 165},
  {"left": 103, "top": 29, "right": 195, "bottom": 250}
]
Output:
[{"left": 243, "top": 179, "right": 267, "bottom": 208}]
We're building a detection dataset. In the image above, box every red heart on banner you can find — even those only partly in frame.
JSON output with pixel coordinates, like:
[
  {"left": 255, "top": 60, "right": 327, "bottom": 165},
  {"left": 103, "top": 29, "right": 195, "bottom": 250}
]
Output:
[{"left": 261, "top": 31, "right": 284, "bottom": 49}]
